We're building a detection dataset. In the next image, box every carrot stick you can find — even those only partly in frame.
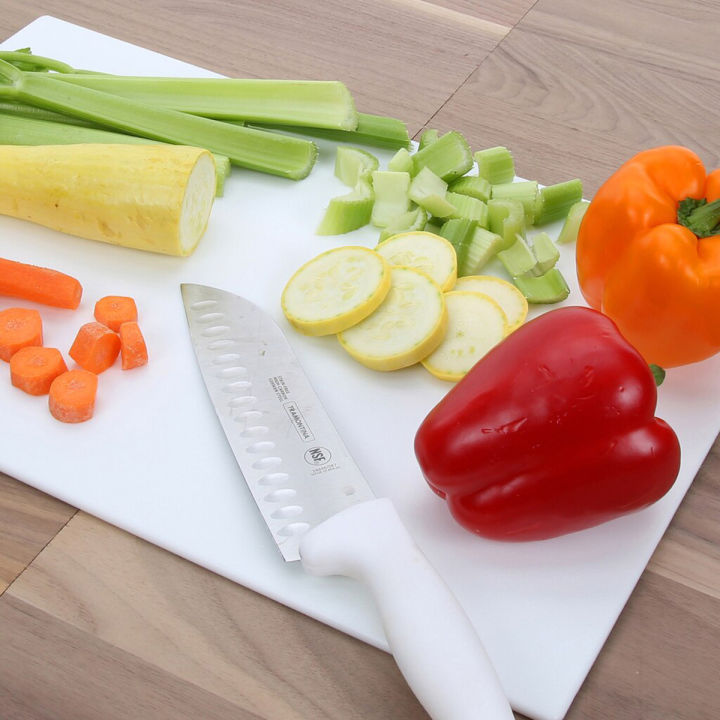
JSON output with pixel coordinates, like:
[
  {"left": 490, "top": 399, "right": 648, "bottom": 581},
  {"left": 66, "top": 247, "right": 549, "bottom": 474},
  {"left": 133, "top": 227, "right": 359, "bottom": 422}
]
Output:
[
  {"left": 0, "top": 257, "right": 82, "bottom": 310},
  {"left": 69, "top": 321, "right": 121, "bottom": 373},
  {"left": 118, "top": 321, "right": 148, "bottom": 370},
  {"left": 48, "top": 369, "right": 98, "bottom": 423},
  {"left": 0, "top": 307, "right": 43, "bottom": 361},
  {"left": 94, "top": 295, "right": 138, "bottom": 332},
  {"left": 10, "top": 346, "right": 68, "bottom": 395}
]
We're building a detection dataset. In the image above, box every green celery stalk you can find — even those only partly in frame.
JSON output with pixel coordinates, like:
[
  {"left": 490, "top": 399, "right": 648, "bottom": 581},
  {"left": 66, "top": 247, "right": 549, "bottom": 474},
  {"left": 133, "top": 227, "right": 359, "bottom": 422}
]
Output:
[
  {"left": 0, "top": 58, "right": 317, "bottom": 179},
  {"left": 316, "top": 176, "right": 374, "bottom": 235},
  {"left": 251, "top": 112, "right": 410, "bottom": 150},
  {"left": 411, "top": 131, "right": 473, "bottom": 182},
  {"left": 0, "top": 99, "right": 99, "bottom": 126},
  {"left": 40, "top": 72, "right": 359, "bottom": 130},
  {"left": 557, "top": 200, "right": 589, "bottom": 244},
  {"left": 0, "top": 111, "right": 230, "bottom": 196},
  {"left": 534, "top": 179, "right": 584, "bottom": 225},
  {"left": 378, "top": 206, "right": 428, "bottom": 242}
]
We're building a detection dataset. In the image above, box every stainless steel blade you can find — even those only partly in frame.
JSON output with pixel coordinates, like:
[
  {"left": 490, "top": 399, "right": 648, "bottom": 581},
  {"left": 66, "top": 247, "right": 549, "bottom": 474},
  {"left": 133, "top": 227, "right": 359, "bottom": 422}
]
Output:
[{"left": 181, "top": 283, "right": 376, "bottom": 561}]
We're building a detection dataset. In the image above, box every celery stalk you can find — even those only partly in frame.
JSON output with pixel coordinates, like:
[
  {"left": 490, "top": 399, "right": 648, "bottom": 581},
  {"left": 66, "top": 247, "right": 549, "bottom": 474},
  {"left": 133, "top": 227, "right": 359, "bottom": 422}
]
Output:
[
  {"left": 334, "top": 146, "right": 379, "bottom": 186},
  {"left": 411, "top": 131, "right": 473, "bottom": 182},
  {"left": 491, "top": 181, "right": 539, "bottom": 224},
  {"left": 448, "top": 175, "right": 491, "bottom": 202},
  {"left": 370, "top": 171, "right": 412, "bottom": 227},
  {"left": 408, "top": 167, "right": 455, "bottom": 218},
  {"left": 388, "top": 147, "right": 414, "bottom": 173},
  {"left": 557, "top": 200, "right": 590, "bottom": 244},
  {"left": 0, "top": 59, "right": 317, "bottom": 179},
  {"left": 497, "top": 236, "right": 538, "bottom": 278},
  {"left": 475, "top": 146, "right": 515, "bottom": 184},
  {"left": 513, "top": 269, "right": 569, "bottom": 304},
  {"left": 534, "top": 179, "right": 584, "bottom": 226},
  {"left": 530, "top": 232, "right": 560, "bottom": 273},
  {"left": 316, "top": 177, "right": 374, "bottom": 235},
  {"left": 252, "top": 112, "right": 410, "bottom": 150},
  {"left": 446, "top": 192, "right": 488, "bottom": 226},
  {"left": 378, "top": 207, "right": 428, "bottom": 242},
  {"left": 440, "top": 219, "right": 500, "bottom": 276},
  {"left": 0, "top": 111, "right": 230, "bottom": 196},
  {"left": 487, "top": 199, "right": 526, "bottom": 250},
  {"left": 41, "top": 72, "right": 359, "bottom": 130}
]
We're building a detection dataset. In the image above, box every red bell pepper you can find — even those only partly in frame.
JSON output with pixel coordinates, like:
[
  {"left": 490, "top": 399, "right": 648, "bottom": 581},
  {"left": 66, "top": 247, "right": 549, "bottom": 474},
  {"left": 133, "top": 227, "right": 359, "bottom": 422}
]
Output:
[{"left": 414, "top": 306, "right": 681, "bottom": 541}]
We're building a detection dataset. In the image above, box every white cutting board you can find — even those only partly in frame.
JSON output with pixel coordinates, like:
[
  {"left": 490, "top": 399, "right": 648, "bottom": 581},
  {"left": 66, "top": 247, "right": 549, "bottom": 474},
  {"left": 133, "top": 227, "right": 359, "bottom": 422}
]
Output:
[{"left": 1, "top": 16, "right": 719, "bottom": 720}]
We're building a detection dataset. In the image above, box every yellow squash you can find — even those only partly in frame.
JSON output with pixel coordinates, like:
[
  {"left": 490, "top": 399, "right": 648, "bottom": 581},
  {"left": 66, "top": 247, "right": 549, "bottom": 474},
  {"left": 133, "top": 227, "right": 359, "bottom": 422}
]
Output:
[{"left": 0, "top": 143, "right": 217, "bottom": 256}]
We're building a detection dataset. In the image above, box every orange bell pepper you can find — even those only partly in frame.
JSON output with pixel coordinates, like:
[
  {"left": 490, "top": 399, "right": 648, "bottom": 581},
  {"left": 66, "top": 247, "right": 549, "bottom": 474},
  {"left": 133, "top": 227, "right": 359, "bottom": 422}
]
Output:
[{"left": 576, "top": 146, "right": 720, "bottom": 367}]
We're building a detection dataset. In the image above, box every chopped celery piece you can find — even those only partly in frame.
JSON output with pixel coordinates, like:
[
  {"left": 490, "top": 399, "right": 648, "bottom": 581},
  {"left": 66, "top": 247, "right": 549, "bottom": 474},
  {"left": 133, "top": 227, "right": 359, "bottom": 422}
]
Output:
[
  {"left": 497, "top": 236, "right": 538, "bottom": 278},
  {"left": 408, "top": 167, "right": 455, "bottom": 218},
  {"left": 440, "top": 218, "right": 501, "bottom": 276},
  {"left": 446, "top": 192, "right": 488, "bottom": 226},
  {"left": 316, "top": 177, "right": 374, "bottom": 235},
  {"left": 379, "top": 206, "right": 428, "bottom": 242},
  {"left": 411, "top": 131, "right": 473, "bottom": 182},
  {"left": 448, "top": 175, "right": 491, "bottom": 202},
  {"left": 41, "top": 73, "right": 359, "bottom": 130},
  {"left": 418, "top": 128, "right": 439, "bottom": 150},
  {"left": 475, "top": 146, "right": 515, "bottom": 184},
  {"left": 557, "top": 200, "right": 590, "bottom": 244},
  {"left": 335, "top": 145, "right": 379, "bottom": 186},
  {"left": 388, "top": 147, "right": 413, "bottom": 173},
  {"left": 370, "top": 171, "right": 412, "bottom": 227},
  {"left": 487, "top": 199, "right": 526, "bottom": 250},
  {"left": 530, "top": 232, "right": 560, "bottom": 273},
  {"left": 491, "top": 181, "right": 539, "bottom": 224},
  {"left": 513, "top": 268, "right": 570, "bottom": 304},
  {"left": 534, "top": 179, "right": 584, "bottom": 225},
  {"left": 0, "top": 110, "right": 230, "bottom": 196},
  {"left": 255, "top": 112, "right": 410, "bottom": 150},
  {"left": 0, "top": 59, "right": 317, "bottom": 179},
  {"left": 468, "top": 228, "right": 504, "bottom": 272}
]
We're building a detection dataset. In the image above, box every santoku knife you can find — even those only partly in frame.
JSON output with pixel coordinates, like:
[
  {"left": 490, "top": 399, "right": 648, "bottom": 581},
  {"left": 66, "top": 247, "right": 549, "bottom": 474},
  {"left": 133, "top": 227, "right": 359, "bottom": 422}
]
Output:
[{"left": 181, "top": 282, "right": 513, "bottom": 720}]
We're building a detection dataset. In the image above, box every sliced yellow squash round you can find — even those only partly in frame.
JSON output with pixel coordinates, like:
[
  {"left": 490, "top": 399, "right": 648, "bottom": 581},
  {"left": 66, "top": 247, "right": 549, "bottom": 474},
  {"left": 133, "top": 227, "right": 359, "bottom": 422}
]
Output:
[
  {"left": 452, "top": 275, "right": 528, "bottom": 331},
  {"left": 422, "top": 291, "right": 508, "bottom": 382},
  {"left": 338, "top": 266, "right": 447, "bottom": 371},
  {"left": 281, "top": 246, "right": 391, "bottom": 336},
  {"left": 375, "top": 231, "right": 457, "bottom": 291}
]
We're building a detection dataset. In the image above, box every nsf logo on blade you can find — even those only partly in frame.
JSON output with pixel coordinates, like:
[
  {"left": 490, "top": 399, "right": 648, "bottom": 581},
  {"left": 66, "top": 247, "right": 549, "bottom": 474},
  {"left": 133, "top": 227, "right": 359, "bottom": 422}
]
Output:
[{"left": 304, "top": 446, "right": 331, "bottom": 466}]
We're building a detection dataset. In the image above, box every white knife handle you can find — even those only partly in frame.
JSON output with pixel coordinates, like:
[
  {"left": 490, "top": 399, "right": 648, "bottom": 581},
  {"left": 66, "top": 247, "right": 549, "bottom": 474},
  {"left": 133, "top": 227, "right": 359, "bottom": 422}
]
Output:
[{"left": 299, "top": 498, "right": 514, "bottom": 720}]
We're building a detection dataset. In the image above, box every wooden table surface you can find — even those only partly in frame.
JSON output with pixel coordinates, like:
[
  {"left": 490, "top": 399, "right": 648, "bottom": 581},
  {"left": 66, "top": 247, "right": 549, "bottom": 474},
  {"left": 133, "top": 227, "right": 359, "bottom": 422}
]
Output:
[{"left": 1, "top": 2, "right": 719, "bottom": 718}]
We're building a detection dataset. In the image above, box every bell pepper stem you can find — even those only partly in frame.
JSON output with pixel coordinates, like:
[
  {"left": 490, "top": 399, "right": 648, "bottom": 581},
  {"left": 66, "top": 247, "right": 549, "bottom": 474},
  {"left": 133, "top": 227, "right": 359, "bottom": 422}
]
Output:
[
  {"left": 649, "top": 364, "right": 666, "bottom": 386},
  {"left": 678, "top": 197, "right": 720, "bottom": 238}
]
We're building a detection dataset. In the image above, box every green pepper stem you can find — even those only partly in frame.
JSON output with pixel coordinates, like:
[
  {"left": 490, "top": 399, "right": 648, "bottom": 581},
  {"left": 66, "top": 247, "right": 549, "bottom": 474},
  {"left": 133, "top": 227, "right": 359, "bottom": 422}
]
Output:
[
  {"left": 678, "top": 197, "right": 720, "bottom": 238},
  {"left": 649, "top": 364, "right": 666, "bottom": 387}
]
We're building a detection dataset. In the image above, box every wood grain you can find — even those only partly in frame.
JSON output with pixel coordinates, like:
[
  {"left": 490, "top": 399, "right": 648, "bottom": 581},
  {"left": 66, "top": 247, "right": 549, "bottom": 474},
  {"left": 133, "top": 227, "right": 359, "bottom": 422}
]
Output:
[
  {"left": 5, "top": 512, "right": 430, "bottom": 720},
  {"left": 0, "top": 0, "right": 510, "bottom": 136},
  {"left": 0, "top": 472, "right": 75, "bottom": 594}
]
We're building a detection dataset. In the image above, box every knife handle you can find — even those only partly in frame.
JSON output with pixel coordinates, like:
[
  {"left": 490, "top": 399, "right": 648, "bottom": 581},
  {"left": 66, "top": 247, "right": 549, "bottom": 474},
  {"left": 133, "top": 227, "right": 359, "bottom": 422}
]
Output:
[{"left": 299, "top": 498, "right": 514, "bottom": 720}]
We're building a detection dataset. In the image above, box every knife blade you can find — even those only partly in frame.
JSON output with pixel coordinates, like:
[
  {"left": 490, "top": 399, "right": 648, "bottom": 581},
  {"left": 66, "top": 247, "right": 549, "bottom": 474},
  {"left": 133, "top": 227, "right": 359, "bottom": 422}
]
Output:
[{"left": 181, "top": 283, "right": 513, "bottom": 720}]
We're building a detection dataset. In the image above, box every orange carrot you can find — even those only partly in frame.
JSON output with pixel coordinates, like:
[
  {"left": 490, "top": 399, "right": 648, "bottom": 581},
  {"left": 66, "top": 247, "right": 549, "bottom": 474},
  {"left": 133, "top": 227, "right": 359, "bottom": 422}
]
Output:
[
  {"left": 0, "top": 307, "right": 43, "bottom": 361},
  {"left": 10, "top": 346, "right": 68, "bottom": 396},
  {"left": 94, "top": 295, "right": 138, "bottom": 332},
  {"left": 48, "top": 369, "right": 98, "bottom": 423},
  {"left": 118, "top": 321, "right": 148, "bottom": 370},
  {"left": 69, "top": 321, "right": 121, "bottom": 373},
  {"left": 0, "top": 257, "right": 82, "bottom": 310}
]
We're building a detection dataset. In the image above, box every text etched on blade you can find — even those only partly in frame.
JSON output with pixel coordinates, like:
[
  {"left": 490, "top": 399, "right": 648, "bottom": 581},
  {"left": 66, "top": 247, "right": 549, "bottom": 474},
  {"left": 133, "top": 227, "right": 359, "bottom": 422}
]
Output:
[{"left": 284, "top": 401, "right": 315, "bottom": 442}]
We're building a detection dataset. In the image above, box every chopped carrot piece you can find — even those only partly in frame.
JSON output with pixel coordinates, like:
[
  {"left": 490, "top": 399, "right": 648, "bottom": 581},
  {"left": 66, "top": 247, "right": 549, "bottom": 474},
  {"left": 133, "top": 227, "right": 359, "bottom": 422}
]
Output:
[
  {"left": 69, "top": 321, "right": 121, "bottom": 373},
  {"left": 0, "top": 307, "right": 43, "bottom": 361},
  {"left": 48, "top": 369, "right": 98, "bottom": 423},
  {"left": 0, "top": 257, "right": 82, "bottom": 309},
  {"left": 10, "top": 346, "right": 68, "bottom": 396},
  {"left": 94, "top": 295, "right": 138, "bottom": 332},
  {"left": 118, "top": 321, "right": 148, "bottom": 370}
]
